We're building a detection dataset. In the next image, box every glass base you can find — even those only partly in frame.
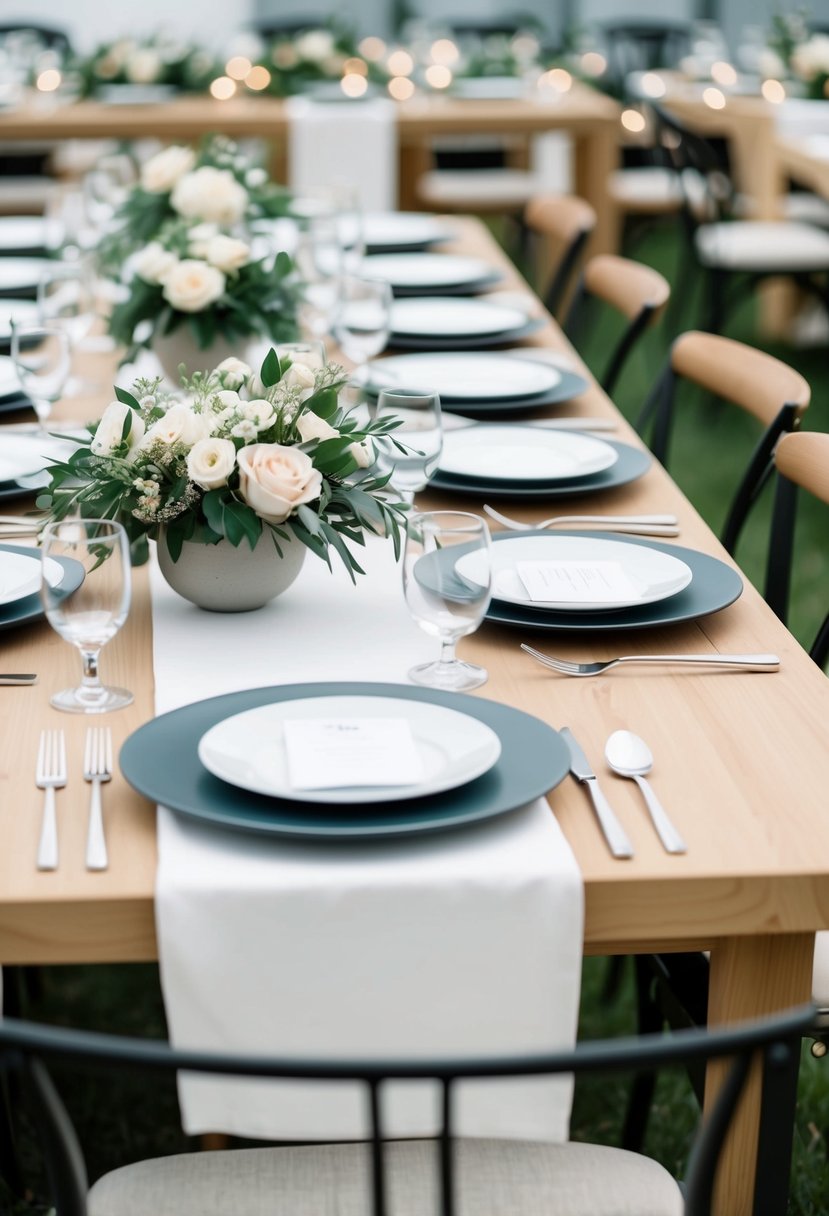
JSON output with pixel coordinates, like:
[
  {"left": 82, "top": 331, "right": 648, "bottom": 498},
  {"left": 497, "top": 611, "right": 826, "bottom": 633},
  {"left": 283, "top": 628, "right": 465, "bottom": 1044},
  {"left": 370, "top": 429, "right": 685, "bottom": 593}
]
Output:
[
  {"left": 408, "top": 660, "right": 488, "bottom": 691},
  {"left": 50, "top": 685, "right": 134, "bottom": 714}
]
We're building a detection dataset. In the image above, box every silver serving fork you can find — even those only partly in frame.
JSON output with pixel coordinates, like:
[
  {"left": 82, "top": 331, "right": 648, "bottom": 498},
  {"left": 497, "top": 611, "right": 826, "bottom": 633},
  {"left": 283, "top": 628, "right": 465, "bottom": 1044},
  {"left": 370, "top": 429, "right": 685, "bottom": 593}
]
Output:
[
  {"left": 521, "top": 644, "right": 781, "bottom": 677},
  {"left": 36, "top": 729, "right": 67, "bottom": 871},
  {"left": 84, "top": 727, "right": 112, "bottom": 871}
]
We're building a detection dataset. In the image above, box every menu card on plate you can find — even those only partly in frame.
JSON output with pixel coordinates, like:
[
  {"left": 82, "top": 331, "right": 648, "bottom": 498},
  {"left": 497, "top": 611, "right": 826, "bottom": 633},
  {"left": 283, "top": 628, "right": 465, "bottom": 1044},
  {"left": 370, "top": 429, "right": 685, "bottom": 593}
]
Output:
[
  {"left": 283, "top": 718, "right": 425, "bottom": 790},
  {"left": 516, "top": 560, "right": 643, "bottom": 604}
]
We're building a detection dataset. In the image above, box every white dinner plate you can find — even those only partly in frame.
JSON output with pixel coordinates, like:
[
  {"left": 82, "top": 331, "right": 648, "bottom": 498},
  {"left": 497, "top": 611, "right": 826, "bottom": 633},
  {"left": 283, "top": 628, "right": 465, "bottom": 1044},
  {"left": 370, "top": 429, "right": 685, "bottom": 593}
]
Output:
[
  {"left": 0, "top": 549, "right": 63, "bottom": 607},
  {"left": 453, "top": 76, "right": 527, "bottom": 100},
  {"left": 456, "top": 535, "right": 693, "bottom": 612},
  {"left": 0, "top": 354, "right": 22, "bottom": 398},
  {"left": 0, "top": 433, "right": 83, "bottom": 483},
  {"left": 390, "top": 297, "right": 528, "bottom": 338},
  {"left": 362, "top": 253, "right": 496, "bottom": 289},
  {"left": 363, "top": 212, "right": 452, "bottom": 250},
  {"left": 0, "top": 258, "right": 52, "bottom": 294},
  {"left": 0, "top": 217, "right": 46, "bottom": 252},
  {"left": 198, "top": 695, "right": 502, "bottom": 804},
  {"left": 439, "top": 425, "right": 619, "bottom": 482},
  {"left": 0, "top": 299, "right": 39, "bottom": 343},
  {"left": 356, "top": 352, "right": 561, "bottom": 400}
]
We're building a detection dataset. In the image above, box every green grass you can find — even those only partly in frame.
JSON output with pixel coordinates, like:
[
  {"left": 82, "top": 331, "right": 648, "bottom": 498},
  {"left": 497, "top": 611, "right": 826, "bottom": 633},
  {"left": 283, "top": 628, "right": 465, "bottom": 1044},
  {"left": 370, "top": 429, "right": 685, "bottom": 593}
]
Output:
[{"left": 3, "top": 223, "right": 829, "bottom": 1213}]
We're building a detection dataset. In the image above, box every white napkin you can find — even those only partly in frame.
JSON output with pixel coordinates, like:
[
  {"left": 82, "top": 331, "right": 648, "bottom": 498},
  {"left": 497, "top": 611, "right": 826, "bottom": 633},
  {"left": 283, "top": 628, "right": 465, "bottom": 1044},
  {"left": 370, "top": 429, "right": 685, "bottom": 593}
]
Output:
[
  {"left": 286, "top": 96, "right": 397, "bottom": 212},
  {"left": 151, "top": 537, "right": 583, "bottom": 1141}
]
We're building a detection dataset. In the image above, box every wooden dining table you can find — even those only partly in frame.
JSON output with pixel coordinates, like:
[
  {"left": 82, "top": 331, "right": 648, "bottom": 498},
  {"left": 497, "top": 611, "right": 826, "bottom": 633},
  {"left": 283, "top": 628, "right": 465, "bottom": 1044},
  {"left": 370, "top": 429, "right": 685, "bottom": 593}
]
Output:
[
  {"left": 0, "top": 85, "right": 622, "bottom": 253},
  {"left": 1, "top": 217, "right": 828, "bottom": 1216}
]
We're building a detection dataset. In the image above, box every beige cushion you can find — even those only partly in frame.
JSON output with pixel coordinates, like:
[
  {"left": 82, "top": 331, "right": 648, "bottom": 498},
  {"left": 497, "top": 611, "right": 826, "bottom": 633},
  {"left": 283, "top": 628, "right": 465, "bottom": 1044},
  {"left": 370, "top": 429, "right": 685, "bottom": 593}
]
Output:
[
  {"left": 610, "top": 167, "right": 684, "bottom": 212},
  {"left": 88, "top": 1137, "right": 684, "bottom": 1216},
  {"left": 695, "top": 220, "right": 829, "bottom": 271},
  {"left": 418, "top": 169, "right": 539, "bottom": 210}
]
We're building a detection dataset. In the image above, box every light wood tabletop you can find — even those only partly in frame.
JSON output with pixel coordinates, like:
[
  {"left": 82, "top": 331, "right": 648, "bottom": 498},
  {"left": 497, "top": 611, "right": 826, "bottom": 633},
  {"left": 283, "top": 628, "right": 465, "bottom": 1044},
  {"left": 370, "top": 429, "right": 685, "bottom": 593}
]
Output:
[
  {"left": 1, "top": 217, "right": 827, "bottom": 1214},
  {"left": 0, "top": 86, "right": 622, "bottom": 252}
]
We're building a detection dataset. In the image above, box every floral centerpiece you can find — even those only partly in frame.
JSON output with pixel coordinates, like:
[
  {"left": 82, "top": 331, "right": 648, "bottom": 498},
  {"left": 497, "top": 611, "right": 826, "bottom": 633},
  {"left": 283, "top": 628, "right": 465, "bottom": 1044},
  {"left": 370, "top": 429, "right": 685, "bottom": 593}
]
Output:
[
  {"left": 38, "top": 350, "right": 407, "bottom": 611},
  {"left": 71, "top": 34, "right": 219, "bottom": 98},
  {"left": 765, "top": 12, "right": 829, "bottom": 99},
  {"left": 252, "top": 25, "right": 388, "bottom": 96}
]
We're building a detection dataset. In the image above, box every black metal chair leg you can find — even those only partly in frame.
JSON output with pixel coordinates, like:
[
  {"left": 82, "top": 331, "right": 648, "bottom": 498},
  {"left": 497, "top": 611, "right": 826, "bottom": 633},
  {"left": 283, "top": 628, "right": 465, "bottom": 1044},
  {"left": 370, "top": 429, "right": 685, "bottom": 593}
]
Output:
[
  {"left": 601, "top": 955, "right": 628, "bottom": 1002},
  {"left": 621, "top": 956, "right": 662, "bottom": 1151}
]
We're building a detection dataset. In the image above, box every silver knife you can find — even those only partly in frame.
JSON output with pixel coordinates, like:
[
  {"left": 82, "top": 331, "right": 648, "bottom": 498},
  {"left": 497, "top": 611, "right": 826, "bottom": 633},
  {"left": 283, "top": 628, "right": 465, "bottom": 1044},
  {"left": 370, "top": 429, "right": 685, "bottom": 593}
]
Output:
[
  {"left": 560, "top": 728, "right": 635, "bottom": 859},
  {"left": 0, "top": 674, "right": 38, "bottom": 685}
]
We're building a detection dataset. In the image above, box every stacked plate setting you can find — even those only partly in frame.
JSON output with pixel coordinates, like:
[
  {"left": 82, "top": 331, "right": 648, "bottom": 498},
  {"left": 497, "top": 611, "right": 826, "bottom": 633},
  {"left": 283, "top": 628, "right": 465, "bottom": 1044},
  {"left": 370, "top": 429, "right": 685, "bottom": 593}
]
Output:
[
  {"left": 120, "top": 683, "right": 572, "bottom": 840},
  {"left": 0, "top": 428, "right": 84, "bottom": 501},
  {"left": 385, "top": 297, "right": 543, "bottom": 350},
  {"left": 0, "top": 543, "right": 83, "bottom": 633},
  {"left": 362, "top": 252, "right": 503, "bottom": 297}
]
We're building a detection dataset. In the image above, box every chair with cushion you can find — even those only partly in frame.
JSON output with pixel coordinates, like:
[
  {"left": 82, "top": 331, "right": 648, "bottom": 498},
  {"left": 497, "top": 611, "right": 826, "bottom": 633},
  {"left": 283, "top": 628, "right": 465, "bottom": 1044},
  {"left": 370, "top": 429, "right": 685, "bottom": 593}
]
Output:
[
  {"left": 0, "top": 1006, "right": 813, "bottom": 1215},
  {"left": 637, "top": 330, "right": 810, "bottom": 554},
  {"left": 599, "top": 20, "right": 692, "bottom": 95},
  {"left": 522, "top": 193, "right": 596, "bottom": 318},
  {"left": 564, "top": 254, "right": 670, "bottom": 396}
]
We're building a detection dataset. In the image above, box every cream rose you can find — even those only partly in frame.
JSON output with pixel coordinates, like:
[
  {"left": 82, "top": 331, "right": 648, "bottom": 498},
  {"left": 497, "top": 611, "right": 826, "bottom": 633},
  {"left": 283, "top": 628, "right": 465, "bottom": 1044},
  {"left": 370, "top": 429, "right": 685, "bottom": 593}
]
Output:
[
  {"left": 171, "top": 166, "right": 248, "bottom": 225},
  {"left": 237, "top": 443, "right": 322, "bottom": 523},
  {"left": 349, "top": 438, "right": 373, "bottom": 468},
  {"left": 296, "top": 410, "right": 339, "bottom": 444},
  {"left": 283, "top": 361, "right": 317, "bottom": 392},
  {"left": 126, "top": 48, "right": 161, "bottom": 84},
  {"left": 186, "top": 437, "right": 236, "bottom": 490},
  {"left": 142, "top": 402, "right": 212, "bottom": 448},
  {"left": 91, "top": 400, "right": 146, "bottom": 456},
  {"left": 241, "top": 398, "right": 276, "bottom": 429},
  {"left": 205, "top": 234, "right": 251, "bottom": 273},
  {"left": 162, "top": 259, "right": 225, "bottom": 313},
  {"left": 296, "top": 30, "right": 335, "bottom": 61},
  {"left": 133, "top": 241, "right": 178, "bottom": 285},
  {"left": 140, "top": 145, "right": 196, "bottom": 193},
  {"left": 215, "top": 356, "right": 251, "bottom": 389}
]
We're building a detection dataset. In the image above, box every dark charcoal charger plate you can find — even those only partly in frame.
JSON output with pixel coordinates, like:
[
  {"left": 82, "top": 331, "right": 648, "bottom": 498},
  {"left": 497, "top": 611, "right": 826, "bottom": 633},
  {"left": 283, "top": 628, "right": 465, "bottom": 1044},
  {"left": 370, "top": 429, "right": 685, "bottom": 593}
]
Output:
[
  {"left": 120, "top": 681, "right": 570, "bottom": 840},
  {"left": 0, "top": 544, "right": 85, "bottom": 632},
  {"left": 388, "top": 271, "right": 504, "bottom": 298},
  {"left": 429, "top": 441, "right": 651, "bottom": 499},
  {"left": 416, "top": 530, "right": 743, "bottom": 633}
]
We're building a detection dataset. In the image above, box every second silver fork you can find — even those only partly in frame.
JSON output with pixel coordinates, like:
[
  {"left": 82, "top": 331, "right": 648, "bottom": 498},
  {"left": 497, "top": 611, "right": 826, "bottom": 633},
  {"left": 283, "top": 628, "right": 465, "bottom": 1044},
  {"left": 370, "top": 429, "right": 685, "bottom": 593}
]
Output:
[{"left": 84, "top": 727, "right": 113, "bottom": 872}]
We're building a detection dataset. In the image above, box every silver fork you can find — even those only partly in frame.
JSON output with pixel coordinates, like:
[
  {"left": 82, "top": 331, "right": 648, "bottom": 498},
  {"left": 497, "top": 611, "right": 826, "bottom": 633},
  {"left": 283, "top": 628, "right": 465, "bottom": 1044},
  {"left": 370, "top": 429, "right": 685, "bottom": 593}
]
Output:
[
  {"left": 36, "top": 729, "right": 67, "bottom": 871},
  {"left": 484, "top": 503, "right": 680, "bottom": 537},
  {"left": 521, "top": 644, "right": 781, "bottom": 677},
  {"left": 84, "top": 727, "right": 112, "bottom": 872}
]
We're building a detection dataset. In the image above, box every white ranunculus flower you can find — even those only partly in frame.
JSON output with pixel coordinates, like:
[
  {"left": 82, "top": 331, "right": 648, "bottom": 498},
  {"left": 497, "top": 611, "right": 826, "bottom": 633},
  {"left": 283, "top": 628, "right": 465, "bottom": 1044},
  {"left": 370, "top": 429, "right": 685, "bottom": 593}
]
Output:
[
  {"left": 143, "top": 402, "right": 212, "bottom": 448},
  {"left": 140, "top": 145, "right": 196, "bottom": 193},
  {"left": 283, "top": 361, "right": 317, "bottom": 391},
  {"left": 237, "top": 442, "right": 322, "bottom": 523},
  {"left": 186, "top": 437, "right": 236, "bottom": 490},
  {"left": 162, "top": 259, "right": 225, "bottom": 313},
  {"left": 205, "top": 234, "right": 251, "bottom": 273},
  {"left": 349, "top": 438, "right": 373, "bottom": 468},
  {"left": 91, "top": 400, "right": 146, "bottom": 457},
  {"left": 215, "top": 356, "right": 251, "bottom": 389},
  {"left": 296, "top": 30, "right": 335, "bottom": 61},
  {"left": 296, "top": 410, "right": 339, "bottom": 443},
  {"left": 126, "top": 48, "right": 161, "bottom": 83},
  {"left": 171, "top": 166, "right": 248, "bottom": 225},
  {"left": 240, "top": 398, "right": 276, "bottom": 429},
  {"left": 133, "top": 241, "right": 178, "bottom": 286}
]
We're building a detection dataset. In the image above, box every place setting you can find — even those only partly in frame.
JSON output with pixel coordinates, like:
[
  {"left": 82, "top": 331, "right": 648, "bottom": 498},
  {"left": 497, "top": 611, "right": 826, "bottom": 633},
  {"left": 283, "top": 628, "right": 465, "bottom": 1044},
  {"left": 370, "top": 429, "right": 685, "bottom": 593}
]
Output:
[
  {"left": 360, "top": 251, "right": 504, "bottom": 296},
  {"left": 362, "top": 212, "right": 455, "bottom": 253},
  {"left": 385, "top": 295, "right": 544, "bottom": 350}
]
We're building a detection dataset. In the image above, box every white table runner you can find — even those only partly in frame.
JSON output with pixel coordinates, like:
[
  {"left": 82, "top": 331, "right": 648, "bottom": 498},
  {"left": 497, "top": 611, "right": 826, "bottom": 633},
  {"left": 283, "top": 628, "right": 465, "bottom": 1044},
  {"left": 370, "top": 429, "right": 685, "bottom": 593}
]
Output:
[
  {"left": 152, "top": 536, "right": 583, "bottom": 1141},
  {"left": 286, "top": 97, "right": 397, "bottom": 212}
]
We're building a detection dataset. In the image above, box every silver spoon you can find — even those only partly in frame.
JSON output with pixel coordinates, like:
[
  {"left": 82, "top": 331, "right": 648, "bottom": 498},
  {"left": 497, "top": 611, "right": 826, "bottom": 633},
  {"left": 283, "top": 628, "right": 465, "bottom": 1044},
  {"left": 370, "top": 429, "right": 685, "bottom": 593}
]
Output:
[{"left": 604, "top": 730, "right": 687, "bottom": 855}]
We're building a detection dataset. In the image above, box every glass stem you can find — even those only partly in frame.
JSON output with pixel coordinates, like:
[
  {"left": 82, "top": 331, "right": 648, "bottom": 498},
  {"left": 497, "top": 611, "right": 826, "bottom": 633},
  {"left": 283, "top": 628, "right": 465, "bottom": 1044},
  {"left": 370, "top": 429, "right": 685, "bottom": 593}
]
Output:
[
  {"left": 80, "top": 649, "right": 103, "bottom": 698},
  {"left": 438, "top": 636, "right": 457, "bottom": 668}
]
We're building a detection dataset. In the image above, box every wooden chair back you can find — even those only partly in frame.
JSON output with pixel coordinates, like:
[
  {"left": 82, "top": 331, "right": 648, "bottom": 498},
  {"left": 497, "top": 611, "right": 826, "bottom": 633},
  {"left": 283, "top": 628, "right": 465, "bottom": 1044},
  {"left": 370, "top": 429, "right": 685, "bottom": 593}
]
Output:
[{"left": 523, "top": 193, "right": 596, "bottom": 319}]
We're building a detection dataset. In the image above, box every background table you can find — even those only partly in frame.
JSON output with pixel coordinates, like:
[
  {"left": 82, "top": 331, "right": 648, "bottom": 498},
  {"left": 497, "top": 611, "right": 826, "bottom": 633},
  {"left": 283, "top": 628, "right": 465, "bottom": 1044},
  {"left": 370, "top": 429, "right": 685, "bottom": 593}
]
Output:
[{"left": 0, "top": 218, "right": 827, "bottom": 1215}]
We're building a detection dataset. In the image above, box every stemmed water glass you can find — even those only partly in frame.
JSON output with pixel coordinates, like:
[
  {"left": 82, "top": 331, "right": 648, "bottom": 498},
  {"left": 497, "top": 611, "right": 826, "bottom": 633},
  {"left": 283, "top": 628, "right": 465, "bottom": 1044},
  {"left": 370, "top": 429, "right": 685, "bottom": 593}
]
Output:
[
  {"left": 37, "top": 262, "right": 96, "bottom": 395},
  {"left": 374, "top": 389, "right": 443, "bottom": 501},
  {"left": 40, "top": 519, "right": 133, "bottom": 714},
  {"left": 403, "top": 511, "right": 492, "bottom": 690},
  {"left": 295, "top": 215, "right": 344, "bottom": 340},
  {"left": 333, "top": 275, "right": 392, "bottom": 370},
  {"left": 10, "top": 323, "right": 71, "bottom": 434}
]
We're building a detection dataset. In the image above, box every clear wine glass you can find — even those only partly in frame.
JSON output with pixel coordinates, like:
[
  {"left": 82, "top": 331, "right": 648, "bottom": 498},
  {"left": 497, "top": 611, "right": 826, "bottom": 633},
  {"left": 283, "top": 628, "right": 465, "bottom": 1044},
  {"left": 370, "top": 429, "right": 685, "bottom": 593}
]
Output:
[
  {"left": 10, "top": 323, "right": 71, "bottom": 434},
  {"left": 333, "top": 275, "right": 392, "bottom": 369},
  {"left": 40, "top": 519, "right": 133, "bottom": 714},
  {"left": 374, "top": 389, "right": 442, "bottom": 501},
  {"left": 275, "top": 340, "right": 327, "bottom": 370},
  {"left": 403, "top": 511, "right": 492, "bottom": 690},
  {"left": 295, "top": 216, "right": 344, "bottom": 340},
  {"left": 37, "top": 262, "right": 95, "bottom": 347}
]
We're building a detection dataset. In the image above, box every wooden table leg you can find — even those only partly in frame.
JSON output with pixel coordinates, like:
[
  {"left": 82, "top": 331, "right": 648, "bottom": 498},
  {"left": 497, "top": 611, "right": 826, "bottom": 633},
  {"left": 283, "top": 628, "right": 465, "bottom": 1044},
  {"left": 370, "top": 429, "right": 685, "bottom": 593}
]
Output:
[
  {"left": 573, "top": 126, "right": 620, "bottom": 257},
  {"left": 398, "top": 141, "right": 432, "bottom": 212},
  {"left": 705, "top": 933, "right": 813, "bottom": 1216}
]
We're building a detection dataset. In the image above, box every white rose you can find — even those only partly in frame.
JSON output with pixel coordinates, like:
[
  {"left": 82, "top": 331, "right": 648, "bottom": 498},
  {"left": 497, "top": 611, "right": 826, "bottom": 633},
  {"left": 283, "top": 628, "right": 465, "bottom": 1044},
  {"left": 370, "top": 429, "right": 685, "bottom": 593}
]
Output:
[
  {"left": 143, "top": 403, "right": 212, "bottom": 448},
  {"left": 126, "top": 48, "right": 161, "bottom": 84},
  {"left": 186, "top": 437, "right": 236, "bottom": 490},
  {"left": 205, "top": 235, "right": 251, "bottom": 273},
  {"left": 241, "top": 398, "right": 276, "bottom": 429},
  {"left": 296, "top": 410, "right": 339, "bottom": 443},
  {"left": 171, "top": 166, "right": 248, "bottom": 225},
  {"left": 283, "top": 361, "right": 317, "bottom": 391},
  {"left": 231, "top": 419, "right": 258, "bottom": 440},
  {"left": 349, "top": 438, "right": 373, "bottom": 468},
  {"left": 215, "top": 356, "right": 251, "bottom": 388},
  {"left": 237, "top": 442, "right": 322, "bottom": 523},
  {"left": 162, "top": 260, "right": 225, "bottom": 313},
  {"left": 133, "top": 241, "right": 178, "bottom": 286},
  {"left": 215, "top": 389, "right": 241, "bottom": 411},
  {"left": 91, "top": 400, "right": 146, "bottom": 457},
  {"left": 296, "top": 30, "right": 335, "bottom": 61},
  {"left": 140, "top": 145, "right": 196, "bottom": 193}
]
